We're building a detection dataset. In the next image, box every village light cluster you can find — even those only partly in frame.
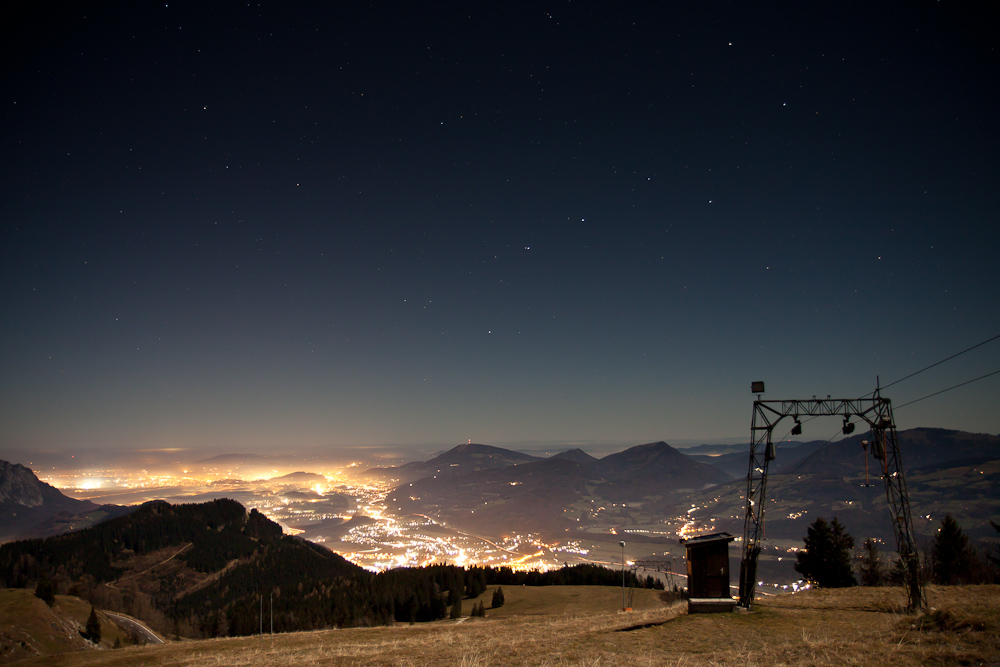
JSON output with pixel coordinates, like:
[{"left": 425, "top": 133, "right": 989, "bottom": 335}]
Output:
[
  {"left": 42, "top": 461, "right": 816, "bottom": 595},
  {"left": 48, "top": 464, "right": 589, "bottom": 575}
]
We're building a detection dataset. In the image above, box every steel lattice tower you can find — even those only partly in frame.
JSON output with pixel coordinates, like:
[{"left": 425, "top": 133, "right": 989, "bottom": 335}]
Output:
[{"left": 737, "top": 388, "right": 925, "bottom": 611}]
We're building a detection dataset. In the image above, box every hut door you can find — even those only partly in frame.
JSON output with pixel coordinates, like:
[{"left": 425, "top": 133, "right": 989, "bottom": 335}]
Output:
[{"left": 705, "top": 546, "right": 729, "bottom": 597}]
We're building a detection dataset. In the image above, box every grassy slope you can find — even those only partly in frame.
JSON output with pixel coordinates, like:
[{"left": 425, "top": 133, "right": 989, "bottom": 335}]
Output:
[
  {"left": 9, "top": 585, "right": 1000, "bottom": 667},
  {"left": 0, "top": 590, "right": 129, "bottom": 664}
]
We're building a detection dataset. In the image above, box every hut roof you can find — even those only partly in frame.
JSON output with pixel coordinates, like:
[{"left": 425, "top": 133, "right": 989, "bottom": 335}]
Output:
[{"left": 679, "top": 532, "right": 735, "bottom": 546}]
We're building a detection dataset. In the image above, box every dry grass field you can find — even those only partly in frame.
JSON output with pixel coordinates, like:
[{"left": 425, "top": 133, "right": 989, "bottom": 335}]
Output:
[
  {"left": 0, "top": 590, "right": 131, "bottom": 663},
  {"left": 9, "top": 585, "right": 1000, "bottom": 667}
]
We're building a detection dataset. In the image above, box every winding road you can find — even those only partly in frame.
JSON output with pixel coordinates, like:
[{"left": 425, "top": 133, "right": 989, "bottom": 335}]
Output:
[
  {"left": 101, "top": 543, "right": 192, "bottom": 643},
  {"left": 102, "top": 610, "right": 165, "bottom": 645}
]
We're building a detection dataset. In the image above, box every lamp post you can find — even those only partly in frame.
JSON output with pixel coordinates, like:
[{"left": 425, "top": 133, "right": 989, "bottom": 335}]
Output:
[{"left": 619, "top": 540, "right": 626, "bottom": 610}]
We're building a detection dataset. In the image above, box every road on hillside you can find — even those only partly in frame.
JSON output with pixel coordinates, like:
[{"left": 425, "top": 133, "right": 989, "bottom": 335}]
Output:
[{"left": 102, "top": 611, "right": 165, "bottom": 645}]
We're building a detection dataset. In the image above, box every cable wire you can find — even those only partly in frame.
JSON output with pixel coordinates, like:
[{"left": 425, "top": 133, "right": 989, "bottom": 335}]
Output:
[
  {"left": 756, "top": 366, "right": 1000, "bottom": 494},
  {"left": 861, "top": 332, "right": 1000, "bottom": 398},
  {"left": 737, "top": 352, "right": 1000, "bottom": 518},
  {"left": 894, "top": 368, "right": 1000, "bottom": 411}
]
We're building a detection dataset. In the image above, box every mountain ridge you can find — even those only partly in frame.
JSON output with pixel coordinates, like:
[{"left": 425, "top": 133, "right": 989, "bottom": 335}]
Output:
[
  {"left": 0, "top": 460, "right": 131, "bottom": 543},
  {"left": 386, "top": 441, "right": 732, "bottom": 537},
  {"left": 550, "top": 448, "right": 599, "bottom": 465},
  {"left": 364, "top": 443, "right": 544, "bottom": 483}
]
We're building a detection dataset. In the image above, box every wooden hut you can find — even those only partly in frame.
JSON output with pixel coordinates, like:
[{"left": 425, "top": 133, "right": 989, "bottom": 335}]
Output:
[{"left": 680, "top": 532, "right": 737, "bottom": 613}]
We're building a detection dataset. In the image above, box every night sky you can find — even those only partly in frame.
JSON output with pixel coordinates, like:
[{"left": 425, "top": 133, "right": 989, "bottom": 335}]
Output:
[{"left": 2, "top": 2, "right": 998, "bottom": 457}]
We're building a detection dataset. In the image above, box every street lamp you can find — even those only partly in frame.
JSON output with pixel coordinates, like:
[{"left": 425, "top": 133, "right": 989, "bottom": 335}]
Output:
[{"left": 619, "top": 540, "right": 626, "bottom": 610}]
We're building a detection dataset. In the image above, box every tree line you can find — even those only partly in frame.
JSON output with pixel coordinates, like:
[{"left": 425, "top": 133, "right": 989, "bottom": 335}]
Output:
[{"left": 794, "top": 514, "right": 999, "bottom": 588}]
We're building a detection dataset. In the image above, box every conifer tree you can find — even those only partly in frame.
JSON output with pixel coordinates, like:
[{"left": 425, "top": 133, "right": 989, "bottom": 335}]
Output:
[
  {"left": 989, "top": 521, "right": 1000, "bottom": 579},
  {"left": 932, "top": 514, "right": 982, "bottom": 584},
  {"left": 85, "top": 606, "right": 102, "bottom": 644},
  {"left": 34, "top": 573, "right": 56, "bottom": 607},
  {"left": 858, "top": 538, "right": 884, "bottom": 586},
  {"left": 794, "top": 517, "right": 856, "bottom": 588},
  {"left": 449, "top": 595, "right": 462, "bottom": 619},
  {"left": 491, "top": 586, "right": 505, "bottom": 608}
]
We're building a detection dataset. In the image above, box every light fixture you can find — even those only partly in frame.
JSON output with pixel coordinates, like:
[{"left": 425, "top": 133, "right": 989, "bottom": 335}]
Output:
[
  {"left": 791, "top": 419, "right": 802, "bottom": 436},
  {"left": 751, "top": 381, "right": 765, "bottom": 394},
  {"left": 842, "top": 417, "right": 855, "bottom": 435}
]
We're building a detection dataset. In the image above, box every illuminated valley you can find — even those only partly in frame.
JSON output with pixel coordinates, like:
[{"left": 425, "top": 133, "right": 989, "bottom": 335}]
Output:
[
  {"left": 35, "top": 454, "right": 702, "bottom": 582},
  {"left": 31, "top": 440, "right": 934, "bottom": 595}
]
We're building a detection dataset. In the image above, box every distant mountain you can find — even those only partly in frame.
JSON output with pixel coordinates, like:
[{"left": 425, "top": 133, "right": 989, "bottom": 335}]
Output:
[
  {"left": 550, "top": 448, "right": 599, "bottom": 466},
  {"left": 688, "top": 440, "right": 827, "bottom": 477},
  {"left": 680, "top": 438, "right": 822, "bottom": 453},
  {"left": 263, "top": 471, "right": 327, "bottom": 484},
  {"left": 388, "top": 458, "right": 595, "bottom": 536},
  {"left": 678, "top": 442, "right": 751, "bottom": 455},
  {"left": 0, "top": 460, "right": 130, "bottom": 543},
  {"left": 364, "top": 443, "right": 543, "bottom": 483},
  {"left": 596, "top": 441, "right": 732, "bottom": 499},
  {"left": 675, "top": 427, "right": 1000, "bottom": 545},
  {"left": 386, "top": 441, "right": 731, "bottom": 537},
  {"left": 290, "top": 515, "right": 375, "bottom": 543},
  {"left": 776, "top": 428, "right": 1000, "bottom": 477}
]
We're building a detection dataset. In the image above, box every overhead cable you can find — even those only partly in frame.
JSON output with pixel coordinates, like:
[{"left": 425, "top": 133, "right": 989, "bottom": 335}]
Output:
[
  {"left": 863, "top": 332, "right": 1000, "bottom": 398},
  {"left": 894, "top": 368, "right": 1000, "bottom": 411}
]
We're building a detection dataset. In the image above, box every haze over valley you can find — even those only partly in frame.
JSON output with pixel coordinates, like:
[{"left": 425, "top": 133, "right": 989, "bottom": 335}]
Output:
[{"left": 6, "top": 428, "right": 998, "bottom": 593}]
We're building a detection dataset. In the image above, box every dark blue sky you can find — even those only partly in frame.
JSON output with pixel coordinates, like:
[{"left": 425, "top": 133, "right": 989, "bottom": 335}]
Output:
[{"left": 2, "top": 1, "right": 998, "bottom": 456}]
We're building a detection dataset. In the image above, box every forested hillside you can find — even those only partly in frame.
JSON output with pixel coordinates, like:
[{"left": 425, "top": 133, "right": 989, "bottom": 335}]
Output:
[{"left": 0, "top": 499, "right": 648, "bottom": 638}]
